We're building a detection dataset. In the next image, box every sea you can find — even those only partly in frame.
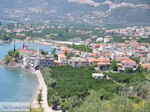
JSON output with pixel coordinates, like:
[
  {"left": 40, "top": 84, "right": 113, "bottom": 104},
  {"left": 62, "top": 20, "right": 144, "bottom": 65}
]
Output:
[{"left": 0, "top": 41, "right": 53, "bottom": 102}]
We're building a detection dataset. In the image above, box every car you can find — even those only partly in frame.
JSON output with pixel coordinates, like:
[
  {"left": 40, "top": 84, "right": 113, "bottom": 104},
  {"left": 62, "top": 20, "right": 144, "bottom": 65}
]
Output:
[{"left": 52, "top": 105, "right": 61, "bottom": 110}]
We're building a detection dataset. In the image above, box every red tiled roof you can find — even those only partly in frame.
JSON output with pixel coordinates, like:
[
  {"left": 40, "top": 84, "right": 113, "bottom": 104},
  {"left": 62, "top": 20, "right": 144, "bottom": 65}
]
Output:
[
  {"left": 122, "top": 60, "right": 136, "bottom": 64},
  {"left": 88, "top": 53, "right": 98, "bottom": 56},
  {"left": 19, "top": 49, "right": 36, "bottom": 52},
  {"left": 80, "top": 59, "right": 87, "bottom": 62},
  {"left": 58, "top": 55, "right": 66, "bottom": 58},
  {"left": 116, "top": 57, "right": 130, "bottom": 60},
  {"left": 130, "top": 42, "right": 139, "bottom": 46},
  {"left": 54, "top": 60, "right": 60, "bottom": 64},
  {"left": 142, "top": 64, "right": 150, "bottom": 69},
  {"left": 97, "top": 62, "right": 110, "bottom": 65},
  {"left": 103, "top": 53, "right": 112, "bottom": 56},
  {"left": 92, "top": 43, "right": 104, "bottom": 47},
  {"left": 87, "top": 57, "right": 97, "bottom": 62},
  {"left": 97, "top": 58, "right": 110, "bottom": 62},
  {"left": 58, "top": 51, "right": 65, "bottom": 55}
]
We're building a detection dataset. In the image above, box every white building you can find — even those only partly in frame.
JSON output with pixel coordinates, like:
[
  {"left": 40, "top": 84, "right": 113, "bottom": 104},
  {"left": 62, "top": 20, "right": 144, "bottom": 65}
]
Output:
[
  {"left": 68, "top": 57, "right": 81, "bottom": 68},
  {"left": 92, "top": 73, "right": 104, "bottom": 79},
  {"left": 58, "top": 55, "right": 68, "bottom": 65},
  {"left": 104, "top": 38, "right": 110, "bottom": 43}
]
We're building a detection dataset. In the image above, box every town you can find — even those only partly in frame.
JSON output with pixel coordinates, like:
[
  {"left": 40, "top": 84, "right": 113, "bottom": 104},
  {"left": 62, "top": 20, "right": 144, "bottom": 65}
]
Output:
[
  {"left": 3, "top": 40, "right": 150, "bottom": 73},
  {"left": 1, "top": 23, "right": 150, "bottom": 112},
  {"left": 1, "top": 23, "right": 150, "bottom": 73}
]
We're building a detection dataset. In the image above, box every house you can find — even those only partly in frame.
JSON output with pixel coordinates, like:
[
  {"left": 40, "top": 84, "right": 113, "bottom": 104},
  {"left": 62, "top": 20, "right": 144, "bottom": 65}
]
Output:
[
  {"left": 97, "top": 62, "right": 111, "bottom": 70},
  {"left": 104, "top": 38, "right": 110, "bottom": 43},
  {"left": 58, "top": 55, "right": 67, "bottom": 65},
  {"left": 80, "top": 59, "right": 89, "bottom": 66},
  {"left": 16, "top": 33, "right": 26, "bottom": 37},
  {"left": 92, "top": 73, "right": 105, "bottom": 79},
  {"left": 121, "top": 60, "right": 137, "bottom": 71},
  {"left": 87, "top": 57, "right": 98, "bottom": 65},
  {"left": 19, "top": 49, "right": 37, "bottom": 57},
  {"left": 142, "top": 64, "right": 150, "bottom": 71},
  {"left": 39, "top": 57, "right": 54, "bottom": 67},
  {"left": 122, "top": 60, "right": 136, "bottom": 67},
  {"left": 92, "top": 43, "right": 104, "bottom": 48},
  {"left": 26, "top": 36, "right": 31, "bottom": 40},
  {"left": 97, "top": 58, "right": 110, "bottom": 70},
  {"left": 81, "top": 52, "right": 90, "bottom": 58},
  {"left": 23, "top": 56, "right": 38, "bottom": 69},
  {"left": 116, "top": 57, "right": 130, "bottom": 63},
  {"left": 68, "top": 57, "right": 81, "bottom": 68},
  {"left": 23, "top": 56, "right": 30, "bottom": 68},
  {"left": 88, "top": 52, "right": 99, "bottom": 58},
  {"left": 23, "top": 54, "right": 54, "bottom": 69},
  {"left": 54, "top": 60, "right": 61, "bottom": 66},
  {"left": 96, "top": 37, "right": 103, "bottom": 42}
]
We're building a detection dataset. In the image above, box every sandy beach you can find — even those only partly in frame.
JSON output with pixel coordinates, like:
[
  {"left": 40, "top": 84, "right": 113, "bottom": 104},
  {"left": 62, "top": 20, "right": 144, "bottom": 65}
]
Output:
[
  {"left": 0, "top": 62, "right": 58, "bottom": 112},
  {"left": 32, "top": 70, "right": 60, "bottom": 112}
]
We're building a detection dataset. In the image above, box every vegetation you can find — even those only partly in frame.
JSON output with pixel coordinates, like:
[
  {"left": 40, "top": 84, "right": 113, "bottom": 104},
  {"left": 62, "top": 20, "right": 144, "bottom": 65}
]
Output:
[
  {"left": 72, "top": 90, "right": 150, "bottom": 112},
  {"left": 30, "top": 107, "right": 44, "bottom": 112},
  {"left": 1, "top": 24, "right": 150, "bottom": 44},
  {"left": 4, "top": 49, "right": 20, "bottom": 64},
  {"left": 51, "top": 48, "right": 56, "bottom": 54},
  {"left": 73, "top": 71, "right": 150, "bottom": 112},
  {"left": 37, "top": 89, "right": 42, "bottom": 105},
  {"left": 0, "top": 32, "right": 11, "bottom": 41},
  {"left": 41, "top": 49, "right": 48, "bottom": 55},
  {"left": 67, "top": 44, "right": 92, "bottom": 52},
  {"left": 41, "top": 66, "right": 116, "bottom": 111},
  {"left": 8, "top": 50, "right": 19, "bottom": 58},
  {"left": 111, "top": 60, "right": 118, "bottom": 71},
  {"left": 130, "top": 56, "right": 140, "bottom": 64},
  {"left": 4, "top": 55, "right": 12, "bottom": 64},
  {"left": 65, "top": 52, "right": 74, "bottom": 59},
  {"left": 41, "top": 66, "right": 150, "bottom": 111}
]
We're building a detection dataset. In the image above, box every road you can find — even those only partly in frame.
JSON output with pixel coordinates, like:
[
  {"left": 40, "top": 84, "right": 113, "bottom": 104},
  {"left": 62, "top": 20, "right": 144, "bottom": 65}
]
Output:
[{"left": 36, "top": 70, "right": 61, "bottom": 112}]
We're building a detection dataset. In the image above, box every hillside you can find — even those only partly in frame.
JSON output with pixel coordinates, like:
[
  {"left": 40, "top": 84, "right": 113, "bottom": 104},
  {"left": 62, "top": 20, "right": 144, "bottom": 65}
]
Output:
[
  {"left": 0, "top": 0, "right": 150, "bottom": 25},
  {"left": 41, "top": 66, "right": 150, "bottom": 112}
]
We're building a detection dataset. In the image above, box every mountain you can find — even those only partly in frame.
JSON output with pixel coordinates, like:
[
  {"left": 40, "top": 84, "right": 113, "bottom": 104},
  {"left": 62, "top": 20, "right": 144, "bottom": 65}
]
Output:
[{"left": 0, "top": 0, "right": 150, "bottom": 25}]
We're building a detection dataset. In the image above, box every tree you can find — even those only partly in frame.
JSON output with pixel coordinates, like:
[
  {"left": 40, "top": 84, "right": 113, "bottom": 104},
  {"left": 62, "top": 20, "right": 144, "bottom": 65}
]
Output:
[
  {"left": 1, "top": 32, "right": 11, "bottom": 41},
  {"left": 13, "top": 51, "right": 19, "bottom": 58},
  {"left": 126, "top": 68, "right": 133, "bottom": 73},
  {"left": 14, "top": 45, "right": 16, "bottom": 52},
  {"left": 8, "top": 50, "right": 19, "bottom": 58},
  {"left": 130, "top": 56, "right": 140, "bottom": 64},
  {"left": 111, "top": 60, "right": 118, "bottom": 71},
  {"left": 4, "top": 55, "right": 11, "bottom": 64},
  {"left": 37, "top": 89, "right": 42, "bottom": 105},
  {"left": 8, "top": 50, "right": 15, "bottom": 57},
  {"left": 54, "top": 54, "right": 58, "bottom": 60},
  {"left": 136, "top": 64, "right": 143, "bottom": 72},
  {"left": 68, "top": 44, "right": 92, "bottom": 52},
  {"left": 41, "top": 49, "right": 48, "bottom": 55},
  {"left": 51, "top": 48, "right": 56, "bottom": 54}
]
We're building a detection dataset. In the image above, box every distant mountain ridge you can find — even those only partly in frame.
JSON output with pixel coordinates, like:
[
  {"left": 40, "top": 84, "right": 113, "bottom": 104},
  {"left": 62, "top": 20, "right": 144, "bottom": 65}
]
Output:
[{"left": 0, "top": 0, "right": 150, "bottom": 25}]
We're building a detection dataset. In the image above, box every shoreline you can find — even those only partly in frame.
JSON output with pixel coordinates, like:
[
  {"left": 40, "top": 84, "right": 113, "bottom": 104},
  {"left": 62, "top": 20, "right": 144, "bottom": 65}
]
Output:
[
  {"left": 0, "top": 61, "right": 40, "bottom": 108},
  {"left": 0, "top": 40, "right": 62, "bottom": 112},
  {"left": 0, "top": 61, "right": 60, "bottom": 112}
]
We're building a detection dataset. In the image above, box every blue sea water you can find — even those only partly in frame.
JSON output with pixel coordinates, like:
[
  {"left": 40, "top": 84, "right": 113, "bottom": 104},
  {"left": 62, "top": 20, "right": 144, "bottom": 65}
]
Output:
[{"left": 0, "top": 41, "right": 53, "bottom": 102}]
